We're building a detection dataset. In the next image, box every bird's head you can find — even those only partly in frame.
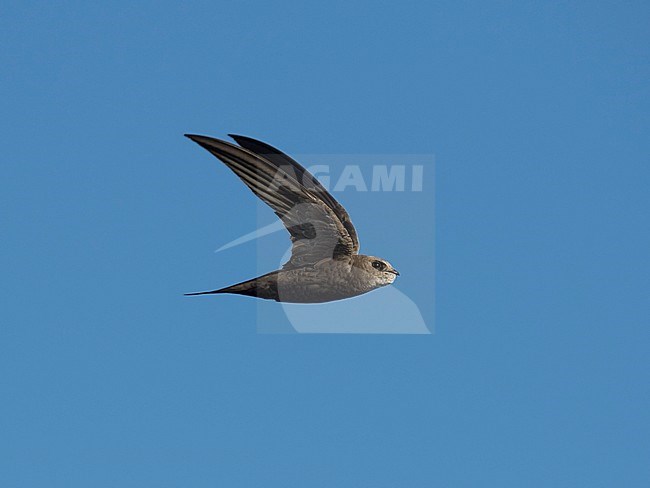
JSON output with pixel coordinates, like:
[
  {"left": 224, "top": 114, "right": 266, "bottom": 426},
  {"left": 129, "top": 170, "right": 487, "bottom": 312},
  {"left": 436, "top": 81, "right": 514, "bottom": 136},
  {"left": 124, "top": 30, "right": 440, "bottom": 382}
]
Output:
[{"left": 353, "top": 255, "right": 400, "bottom": 286}]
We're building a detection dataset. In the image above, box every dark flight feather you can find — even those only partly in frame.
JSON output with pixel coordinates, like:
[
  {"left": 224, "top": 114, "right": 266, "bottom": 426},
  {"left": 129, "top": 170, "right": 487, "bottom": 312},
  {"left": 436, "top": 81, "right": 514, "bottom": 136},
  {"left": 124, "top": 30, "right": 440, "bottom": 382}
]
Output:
[{"left": 184, "top": 134, "right": 358, "bottom": 269}]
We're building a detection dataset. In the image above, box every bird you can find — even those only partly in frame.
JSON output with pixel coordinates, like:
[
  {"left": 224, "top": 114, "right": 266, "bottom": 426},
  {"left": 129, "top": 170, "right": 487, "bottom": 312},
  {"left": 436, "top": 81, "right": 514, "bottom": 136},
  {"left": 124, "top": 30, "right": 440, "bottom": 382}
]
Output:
[{"left": 184, "top": 134, "right": 399, "bottom": 303}]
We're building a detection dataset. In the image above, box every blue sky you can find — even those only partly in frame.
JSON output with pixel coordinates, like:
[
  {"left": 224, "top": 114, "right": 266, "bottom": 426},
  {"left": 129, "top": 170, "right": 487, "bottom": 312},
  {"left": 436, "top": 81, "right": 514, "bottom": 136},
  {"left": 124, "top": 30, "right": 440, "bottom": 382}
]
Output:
[{"left": 1, "top": 1, "right": 649, "bottom": 486}]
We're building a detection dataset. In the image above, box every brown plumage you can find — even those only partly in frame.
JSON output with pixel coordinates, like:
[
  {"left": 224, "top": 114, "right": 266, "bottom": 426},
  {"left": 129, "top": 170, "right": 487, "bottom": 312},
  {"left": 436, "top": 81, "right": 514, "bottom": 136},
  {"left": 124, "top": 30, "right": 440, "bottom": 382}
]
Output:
[{"left": 184, "top": 134, "right": 399, "bottom": 303}]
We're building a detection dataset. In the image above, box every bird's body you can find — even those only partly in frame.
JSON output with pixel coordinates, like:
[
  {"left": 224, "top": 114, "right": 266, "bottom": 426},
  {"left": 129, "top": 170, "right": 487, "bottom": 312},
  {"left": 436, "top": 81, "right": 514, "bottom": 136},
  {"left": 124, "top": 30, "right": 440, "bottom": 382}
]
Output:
[
  {"left": 185, "top": 134, "right": 399, "bottom": 303},
  {"left": 192, "top": 255, "right": 398, "bottom": 303}
]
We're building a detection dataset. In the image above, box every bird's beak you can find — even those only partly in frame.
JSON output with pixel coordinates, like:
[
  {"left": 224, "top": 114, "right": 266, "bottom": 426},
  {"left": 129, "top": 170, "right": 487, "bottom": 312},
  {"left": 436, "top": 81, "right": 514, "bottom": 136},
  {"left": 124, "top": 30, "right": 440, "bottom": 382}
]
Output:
[{"left": 390, "top": 269, "right": 400, "bottom": 276}]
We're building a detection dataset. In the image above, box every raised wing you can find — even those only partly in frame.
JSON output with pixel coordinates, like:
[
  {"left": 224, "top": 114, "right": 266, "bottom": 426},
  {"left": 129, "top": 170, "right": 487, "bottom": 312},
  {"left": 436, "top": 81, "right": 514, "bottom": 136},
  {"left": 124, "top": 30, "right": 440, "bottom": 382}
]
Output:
[
  {"left": 228, "top": 134, "right": 360, "bottom": 254},
  {"left": 185, "top": 134, "right": 358, "bottom": 269}
]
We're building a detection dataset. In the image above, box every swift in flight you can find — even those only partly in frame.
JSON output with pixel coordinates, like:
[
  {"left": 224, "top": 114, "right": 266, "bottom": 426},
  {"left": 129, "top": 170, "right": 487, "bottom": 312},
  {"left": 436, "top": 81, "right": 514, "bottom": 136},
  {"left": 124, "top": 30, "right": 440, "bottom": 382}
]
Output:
[{"left": 185, "top": 134, "right": 399, "bottom": 303}]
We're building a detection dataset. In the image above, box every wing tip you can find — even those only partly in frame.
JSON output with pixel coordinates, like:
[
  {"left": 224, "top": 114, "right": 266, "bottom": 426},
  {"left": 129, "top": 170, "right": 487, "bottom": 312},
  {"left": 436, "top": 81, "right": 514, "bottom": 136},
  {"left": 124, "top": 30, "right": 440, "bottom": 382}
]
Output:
[{"left": 228, "top": 133, "right": 253, "bottom": 145}]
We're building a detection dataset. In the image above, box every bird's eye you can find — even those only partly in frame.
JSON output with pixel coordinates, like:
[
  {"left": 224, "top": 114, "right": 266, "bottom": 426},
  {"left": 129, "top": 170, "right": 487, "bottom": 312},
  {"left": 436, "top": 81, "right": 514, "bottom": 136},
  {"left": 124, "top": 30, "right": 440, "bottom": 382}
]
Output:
[{"left": 372, "top": 261, "right": 386, "bottom": 270}]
